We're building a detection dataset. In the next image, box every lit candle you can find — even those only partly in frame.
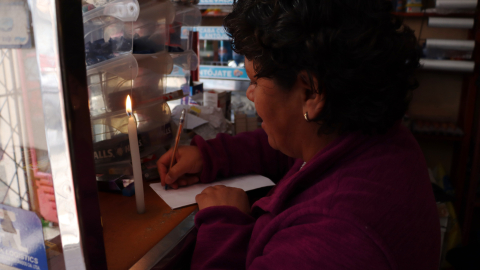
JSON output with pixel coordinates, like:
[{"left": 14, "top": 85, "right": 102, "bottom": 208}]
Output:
[{"left": 126, "top": 95, "right": 145, "bottom": 214}]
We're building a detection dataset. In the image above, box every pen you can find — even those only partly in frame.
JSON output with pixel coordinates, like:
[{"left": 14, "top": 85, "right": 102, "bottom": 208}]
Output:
[{"left": 166, "top": 109, "right": 186, "bottom": 190}]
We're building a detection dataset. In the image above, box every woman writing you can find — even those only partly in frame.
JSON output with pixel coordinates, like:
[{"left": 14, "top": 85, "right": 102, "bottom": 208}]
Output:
[{"left": 157, "top": 0, "right": 440, "bottom": 269}]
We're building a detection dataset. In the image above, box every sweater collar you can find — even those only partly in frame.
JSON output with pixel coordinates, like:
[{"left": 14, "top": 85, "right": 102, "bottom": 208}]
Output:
[{"left": 253, "top": 123, "right": 403, "bottom": 215}]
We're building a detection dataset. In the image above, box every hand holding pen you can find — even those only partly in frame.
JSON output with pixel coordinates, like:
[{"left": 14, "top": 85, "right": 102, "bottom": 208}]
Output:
[
  {"left": 166, "top": 109, "right": 186, "bottom": 190},
  {"left": 157, "top": 109, "right": 203, "bottom": 189}
]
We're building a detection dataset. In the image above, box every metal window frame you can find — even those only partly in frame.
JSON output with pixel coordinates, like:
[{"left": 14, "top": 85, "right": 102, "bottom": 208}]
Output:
[{"left": 0, "top": 48, "right": 30, "bottom": 210}]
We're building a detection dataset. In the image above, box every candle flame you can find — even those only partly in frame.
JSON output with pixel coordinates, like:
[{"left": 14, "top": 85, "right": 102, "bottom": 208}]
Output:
[{"left": 126, "top": 95, "right": 132, "bottom": 116}]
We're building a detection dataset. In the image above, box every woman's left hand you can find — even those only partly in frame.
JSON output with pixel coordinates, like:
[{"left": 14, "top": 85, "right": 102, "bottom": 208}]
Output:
[{"left": 195, "top": 185, "right": 251, "bottom": 215}]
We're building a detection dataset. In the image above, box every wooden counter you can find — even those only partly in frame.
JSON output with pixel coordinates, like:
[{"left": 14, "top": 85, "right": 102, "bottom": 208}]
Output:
[{"left": 98, "top": 181, "right": 197, "bottom": 269}]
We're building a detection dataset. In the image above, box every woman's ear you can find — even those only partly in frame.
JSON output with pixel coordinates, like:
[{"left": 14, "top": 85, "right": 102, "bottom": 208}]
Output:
[
  {"left": 298, "top": 71, "right": 319, "bottom": 100},
  {"left": 297, "top": 71, "right": 325, "bottom": 121}
]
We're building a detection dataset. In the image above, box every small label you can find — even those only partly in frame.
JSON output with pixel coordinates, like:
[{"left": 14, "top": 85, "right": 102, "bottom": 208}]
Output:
[{"left": 189, "top": 106, "right": 202, "bottom": 116}]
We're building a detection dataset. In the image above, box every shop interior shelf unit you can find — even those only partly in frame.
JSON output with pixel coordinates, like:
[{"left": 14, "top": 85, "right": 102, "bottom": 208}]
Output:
[{"left": 398, "top": 5, "right": 480, "bottom": 245}]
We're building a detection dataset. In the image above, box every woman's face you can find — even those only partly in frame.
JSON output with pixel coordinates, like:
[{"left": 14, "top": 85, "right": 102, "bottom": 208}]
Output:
[{"left": 245, "top": 59, "right": 304, "bottom": 156}]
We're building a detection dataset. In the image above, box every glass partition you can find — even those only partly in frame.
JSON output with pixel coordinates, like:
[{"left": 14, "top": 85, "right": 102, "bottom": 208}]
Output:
[
  {"left": 1, "top": 0, "right": 105, "bottom": 269},
  {"left": 1, "top": 1, "right": 201, "bottom": 269}
]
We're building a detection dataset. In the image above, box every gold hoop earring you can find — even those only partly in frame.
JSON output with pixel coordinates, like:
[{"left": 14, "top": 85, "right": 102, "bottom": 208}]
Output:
[{"left": 304, "top": 112, "right": 311, "bottom": 122}]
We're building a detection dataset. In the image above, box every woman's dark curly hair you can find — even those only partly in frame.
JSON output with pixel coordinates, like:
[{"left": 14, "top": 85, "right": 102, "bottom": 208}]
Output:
[{"left": 224, "top": 0, "right": 419, "bottom": 134}]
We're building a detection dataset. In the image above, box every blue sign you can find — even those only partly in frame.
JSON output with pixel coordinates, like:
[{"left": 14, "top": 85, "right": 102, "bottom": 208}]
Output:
[
  {"left": 199, "top": 65, "right": 249, "bottom": 80},
  {"left": 180, "top": 27, "right": 193, "bottom": 40},
  {"left": 197, "top": 27, "right": 230, "bottom": 40},
  {"left": 0, "top": 204, "right": 48, "bottom": 270},
  {"left": 198, "top": 0, "right": 233, "bottom": 5}
]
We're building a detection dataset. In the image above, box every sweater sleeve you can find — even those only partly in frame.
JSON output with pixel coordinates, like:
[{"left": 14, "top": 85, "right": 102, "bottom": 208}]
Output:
[
  {"left": 246, "top": 215, "right": 392, "bottom": 270},
  {"left": 191, "top": 206, "right": 256, "bottom": 270},
  {"left": 192, "top": 209, "right": 392, "bottom": 270},
  {"left": 191, "top": 129, "right": 295, "bottom": 183}
]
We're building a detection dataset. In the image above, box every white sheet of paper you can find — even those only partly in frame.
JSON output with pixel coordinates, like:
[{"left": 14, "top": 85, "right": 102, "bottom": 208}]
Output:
[
  {"left": 150, "top": 175, "right": 275, "bottom": 209},
  {"left": 173, "top": 112, "right": 208, "bottom": 130}
]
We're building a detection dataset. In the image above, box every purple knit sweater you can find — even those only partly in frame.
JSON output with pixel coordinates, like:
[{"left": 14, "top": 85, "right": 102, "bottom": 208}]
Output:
[{"left": 190, "top": 124, "right": 440, "bottom": 270}]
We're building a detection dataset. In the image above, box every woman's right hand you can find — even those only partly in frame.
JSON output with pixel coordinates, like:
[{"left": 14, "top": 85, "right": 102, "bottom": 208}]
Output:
[{"left": 157, "top": 146, "right": 203, "bottom": 189}]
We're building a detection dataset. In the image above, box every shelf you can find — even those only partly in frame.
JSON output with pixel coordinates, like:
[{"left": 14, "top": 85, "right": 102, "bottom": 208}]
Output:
[
  {"left": 412, "top": 132, "right": 464, "bottom": 142},
  {"left": 409, "top": 119, "right": 464, "bottom": 142},
  {"left": 201, "top": 13, "right": 228, "bottom": 17},
  {"left": 393, "top": 12, "right": 475, "bottom": 18},
  {"left": 201, "top": 11, "right": 476, "bottom": 19},
  {"left": 419, "top": 59, "right": 475, "bottom": 72},
  {"left": 474, "top": 197, "right": 480, "bottom": 208}
]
